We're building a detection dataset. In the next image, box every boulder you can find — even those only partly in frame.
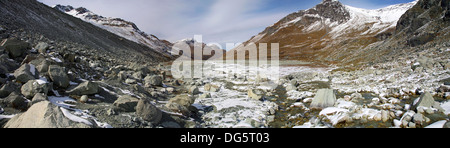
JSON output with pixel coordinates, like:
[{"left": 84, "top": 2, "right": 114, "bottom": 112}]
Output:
[
  {"left": 36, "top": 60, "right": 50, "bottom": 74},
  {"left": 285, "top": 84, "right": 297, "bottom": 91},
  {"left": 13, "top": 64, "right": 39, "bottom": 83},
  {"left": 136, "top": 98, "right": 162, "bottom": 124},
  {"left": 113, "top": 95, "right": 139, "bottom": 112},
  {"left": 4, "top": 101, "right": 92, "bottom": 128},
  {"left": 411, "top": 92, "right": 439, "bottom": 111},
  {"left": 30, "top": 93, "right": 47, "bottom": 106},
  {"left": 165, "top": 94, "right": 195, "bottom": 116},
  {"left": 21, "top": 79, "right": 48, "bottom": 99},
  {"left": 80, "top": 95, "right": 89, "bottom": 103},
  {"left": 34, "top": 42, "right": 49, "bottom": 54},
  {"left": 0, "top": 54, "right": 19, "bottom": 72},
  {"left": 3, "top": 38, "right": 31, "bottom": 58},
  {"left": 4, "top": 92, "right": 29, "bottom": 111},
  {"left": 188, "top": 85, "right": 200, "bottom": 95},
  {"left": 0, "top": 82, "right": 20, "bottom": 98},
  {"left": 417, "top": 56, "right": 434, "bottom": 70},
  {"left": 310, "top": 89, "right": 336, "bottom": 109},
  {"left": 48, "top": 65, "right": 69, "bottom": 88},
  {"left": 66, "top": 81, "right": 99, "bottom": 95},
  {"left": 144, "top": 75, "right": 163, "bottom": 87},
  {"left": 204, "top": 83, "right": 220, "bottom": 92},
  {"left": 248, "top": 89, "right": 264, "bottom": 100}
]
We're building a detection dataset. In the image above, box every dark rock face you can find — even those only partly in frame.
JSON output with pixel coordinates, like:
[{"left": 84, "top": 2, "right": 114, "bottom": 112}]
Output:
[
  {"left": 396, "top": 0, "right": 450, "bottom": 46},
  {"left": 276, "top": 0, "right": 350, "bottom": 28}
]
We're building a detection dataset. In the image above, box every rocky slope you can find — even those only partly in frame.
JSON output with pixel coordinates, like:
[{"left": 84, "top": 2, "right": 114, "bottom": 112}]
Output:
[
  {"left": 53, "top": 5, "right": 173, "bottom": 56},
  {"left": 0, "top": 0, "right": 171, "bottom": 64},
  {"left": 227, "top": 0, "right": 417, "bottom": 65}
]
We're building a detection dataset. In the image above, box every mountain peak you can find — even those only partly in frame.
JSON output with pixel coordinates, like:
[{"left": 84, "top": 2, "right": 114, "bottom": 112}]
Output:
[
  {"left": 321, "top": 0, "right": 340, "bottom": 4},
  {"left": 311, "top": 0, "right": 349, "bottom": 23}
]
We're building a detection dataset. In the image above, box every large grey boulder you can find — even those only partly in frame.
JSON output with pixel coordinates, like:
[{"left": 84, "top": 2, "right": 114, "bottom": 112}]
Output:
[
  {"left": 165, "top": 94, "right": 195, "bottom": 116},
  {"left": 34, "top": 42, "right": 49, "bottom": 54},
  {"left": 3, "top": 38, "right": 31, "bottom": 58},
  {"left": 0, "top": 82, "right": 20, "bottom": 98},
  {"left": 310, "top": 89, "right": 336, "bottom": 109},
  {"left": 411, "top": 92, "right": 443, "bottom": 111},
  {"left": 21, "top": 79, "right": 48, "bottom": 99},
  {"left": 113, "top": 95, "right": 139, "bottom": 112},
  {"left": 30, "top": 93, "right": 47, "bottom": 106},
  {"left": 4, "top": 92, "right": 29, "bottom": 111},
  {"left": 66, "top": 81, "right": 99, "bottom": 95},
  {"left": 48, "top": 65, "right": 69, "bottom": 88},
  {"left": 13, "top": 64, "right": 39, "bottom": 83},
  {"left": 4, "top": 101, "right": 92, "bottom": 128},
  {"left": 144, "top": 75, "right": 163, "bottom": 87},
  {"left": 136, "top": 98, "right": 162, "bottom": 124},
  {"left": 188, "top": 85, "right": 200, "bottom": 95}
]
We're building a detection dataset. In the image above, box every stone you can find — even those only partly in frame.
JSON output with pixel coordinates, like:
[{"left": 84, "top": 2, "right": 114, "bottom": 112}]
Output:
[
  {"left": 438, "top": 85, "right": 450, "bottom": 93},
  {"left": 248, "top": 89, "right": 264, "bottom": 100},
  {"left": 80, "top": 95, "right": 89, "bottom": 103},
  {"left": 48, "top": 65, "right": 70, "bottom": 88},
  {"left": 125, "top": 78, "right": 137, "bottom": 84},
  {"left": 35, "top": 42, "right": 49, "bottom": 54},
  {"left": 204, "top": 83, "right": 220, "bottom": 92},
  {"left": 189, "top": 85, "right": 200, "bottom": 95},
  {"left": 165, "top": 94, "right": 196, "bottom": 116},
  {"left": 30, "top": 93, "right": 47, "bottom": 105},
  {"left": 20, "top": 79, "right": 48, "bottom": 99},
  {"left": 66, "top": 81, "right": 99, "bottom": 95},
  {"left": 411, "top": 92, "right": 440, "bottom": 111},
  {"left": 4, "top": 101, "right": 92, "bottom": 128},
  {"left": 113, "top": 95, "right": 139, "bottom": 112},
  {"left": 36, "top": 60, "right": 50, "bottom": 74},
  {"left": 63, "top": 54, "right": 76, "bottom": 63},
  {"left": 285, "top": 84, "right": 297, "bottom": 91},
  {"left": 412, "top": 113, "right": 426, "bottom": 125},
  {"left": 144, "top": 75, "right": 163, "bottom": 87},
  {"left": 4, "top": 92, "right": 29, "bottom": 111},
  {"left": 3, "top": 38, "right": 31, "bottom": 58},
  {"left": 310, "top": 89, "right": 336, "bottom": 109},
  {"left": 199, "top": 92, "right": 211, "bottom": 99},
  {"left": 444, "top": 121, "right": 450, "bottom": 128},
  {"left": 13, "top": 64, "right": 39, "bottom": 83},
  {"left": 161, "top": 121, "right": 181, "bottom": 128},
  {"left": 0, "top": 82, "right": 19, "bottom": 98},
  {"left": 136, "top": 98, "right": 162, "bottom": 124}
]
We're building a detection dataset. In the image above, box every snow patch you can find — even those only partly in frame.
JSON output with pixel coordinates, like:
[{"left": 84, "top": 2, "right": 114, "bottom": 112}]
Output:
[
  {"left": 0, "top": 114, "right": 16, "bottom": 120},
  {"left": 60, "top": 107, "right": 93, "bottom": 126},
  {"left": 48, "top": 96, "right": 76, "bottom": 108},
  {"left": 29, "top": 64, "right": 36, "bottom": 76}
]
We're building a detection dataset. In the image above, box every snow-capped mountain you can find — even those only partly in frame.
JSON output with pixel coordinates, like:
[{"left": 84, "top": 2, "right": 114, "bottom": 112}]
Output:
[
  {"left": 173, "top": 38, "right": 225, "bottom": 60},
  {"left": 228, "top": 0, "right": 417, "bottom": 64},
  {"left": 54, "top": 5, "right": 172, "bottom": 56}
]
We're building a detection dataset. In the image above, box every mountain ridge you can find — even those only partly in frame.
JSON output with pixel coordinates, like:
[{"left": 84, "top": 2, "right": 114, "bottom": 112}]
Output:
[
  {"left": 53, "top": 5, "right": 172, "bottom": 56},
  {"left": 228, "top": 0, "right": 417, "bottom": 65}
]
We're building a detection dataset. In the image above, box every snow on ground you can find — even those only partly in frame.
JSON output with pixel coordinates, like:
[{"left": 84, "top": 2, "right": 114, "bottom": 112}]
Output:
[
  {"left": 441, "top": 101, "right": 450, "bottom": 115},
  {"left": 60, "top": 107, "right": 93, "bottom": 126},
  {"left": 425, "top": 120, "right": 448, "bottom": 128}
]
